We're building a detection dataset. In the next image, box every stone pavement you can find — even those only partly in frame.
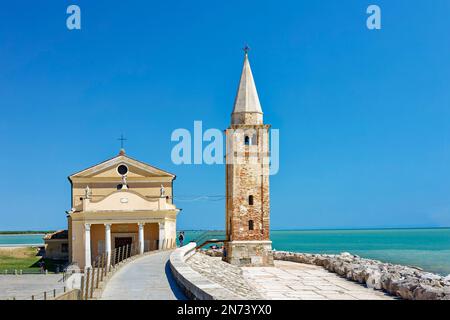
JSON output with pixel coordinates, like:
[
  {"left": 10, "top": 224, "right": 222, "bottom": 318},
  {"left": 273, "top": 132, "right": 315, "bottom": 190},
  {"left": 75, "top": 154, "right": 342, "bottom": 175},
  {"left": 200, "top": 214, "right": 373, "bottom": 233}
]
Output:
[
  {"left": 242, "top": 260, "right": 396, "bottom": 300},
  {"left": 186, "top": 252, "right": 263, "bottom": 300},
  {"left": 101, "top": 250, "right": 186, "bottom": 300},
  {"left": 0, "top": 274, "right": 65, "bottom": 300}
]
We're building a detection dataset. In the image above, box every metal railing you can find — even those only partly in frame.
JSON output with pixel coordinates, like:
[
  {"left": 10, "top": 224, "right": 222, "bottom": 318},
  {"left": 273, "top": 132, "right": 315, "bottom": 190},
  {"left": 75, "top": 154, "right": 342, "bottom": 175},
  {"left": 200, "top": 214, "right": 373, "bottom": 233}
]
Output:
[
  {"left": 190, "top": 231, "right": 227, "bottom": 250},
  {"left": 4, "top": 283, "right": 68, "bottom": 301},
  {"left": 79, "top": 243, "right": 137, "bottom": 300},
  {"left": 4, "top": 239, "right": 177, "bottom": 300}
]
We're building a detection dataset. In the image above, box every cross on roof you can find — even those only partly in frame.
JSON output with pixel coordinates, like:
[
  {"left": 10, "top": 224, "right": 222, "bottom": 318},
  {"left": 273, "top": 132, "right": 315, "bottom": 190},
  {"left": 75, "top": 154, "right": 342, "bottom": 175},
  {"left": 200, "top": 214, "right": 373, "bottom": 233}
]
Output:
[
  {"left": 118, "top": 134, "right": 127, "bottom": 149},
  {"left": 243, "top": 44, "right": 250, "bottom": 55}
]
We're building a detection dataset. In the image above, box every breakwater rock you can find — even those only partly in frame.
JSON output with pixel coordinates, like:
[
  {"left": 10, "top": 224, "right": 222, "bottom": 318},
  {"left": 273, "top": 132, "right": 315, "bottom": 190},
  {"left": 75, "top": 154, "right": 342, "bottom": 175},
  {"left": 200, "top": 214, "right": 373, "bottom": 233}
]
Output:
[{"left": 273, "top": 251, "right": 450, "bottom": 300}]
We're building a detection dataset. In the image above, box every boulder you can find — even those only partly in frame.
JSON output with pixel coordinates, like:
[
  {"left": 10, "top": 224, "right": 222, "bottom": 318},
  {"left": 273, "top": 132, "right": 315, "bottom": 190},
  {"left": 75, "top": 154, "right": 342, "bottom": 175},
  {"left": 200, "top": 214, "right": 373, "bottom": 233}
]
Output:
[
  {"left": 413, "top": 284, "right": 445, "bottom": 300},
  {"left": 366, "top": 269, "right": 383, "bottom": 290}
]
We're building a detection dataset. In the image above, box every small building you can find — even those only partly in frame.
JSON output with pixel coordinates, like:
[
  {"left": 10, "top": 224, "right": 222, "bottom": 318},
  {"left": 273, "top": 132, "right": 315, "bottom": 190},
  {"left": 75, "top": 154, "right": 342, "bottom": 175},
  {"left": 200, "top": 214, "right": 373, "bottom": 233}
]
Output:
[
  {"left": 43, "top": 230, "right": 69, "bottom": 260},
  {"left": 67, "top": 149, "right": 180, "bottom": 270}
]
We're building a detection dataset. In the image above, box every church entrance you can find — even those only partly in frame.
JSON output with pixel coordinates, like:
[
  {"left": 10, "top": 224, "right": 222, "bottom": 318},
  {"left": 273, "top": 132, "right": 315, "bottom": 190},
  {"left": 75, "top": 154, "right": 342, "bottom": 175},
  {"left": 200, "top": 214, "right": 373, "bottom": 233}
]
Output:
[
  {"left": 115, "top": 237, "right": 132, "bottom": 248},
  {"left": 114, "top": 237, "right": 133, "bottom": 262}
]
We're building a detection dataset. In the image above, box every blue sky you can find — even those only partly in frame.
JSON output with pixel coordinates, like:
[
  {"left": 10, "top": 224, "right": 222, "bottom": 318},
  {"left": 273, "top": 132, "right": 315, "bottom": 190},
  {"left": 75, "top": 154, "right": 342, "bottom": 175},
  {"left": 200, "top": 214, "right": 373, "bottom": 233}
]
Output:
[{"left": 1, "top": 0, "right": 450, "bottom": 230}]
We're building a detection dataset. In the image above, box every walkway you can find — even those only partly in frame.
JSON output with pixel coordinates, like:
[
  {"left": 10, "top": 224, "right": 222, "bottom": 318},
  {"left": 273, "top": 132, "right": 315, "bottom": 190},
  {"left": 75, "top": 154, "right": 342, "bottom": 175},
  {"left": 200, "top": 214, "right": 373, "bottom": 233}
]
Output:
[
  {"left": 242, "top": 260, "right": 395, "bottom": 300},
  {"left": 0, "top": 274, "right": 65, "bottom": 300},
  {"left": 101, "top": 250, "right": 186, "bottom": 300}
]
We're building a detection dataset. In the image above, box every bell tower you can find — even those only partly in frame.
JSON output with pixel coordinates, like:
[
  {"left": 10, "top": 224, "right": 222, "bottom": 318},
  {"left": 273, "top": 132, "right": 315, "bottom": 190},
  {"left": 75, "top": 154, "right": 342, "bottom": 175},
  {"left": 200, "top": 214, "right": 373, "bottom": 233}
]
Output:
[{"left": 223, "top": 48, "right": 273, "bottom": 266}]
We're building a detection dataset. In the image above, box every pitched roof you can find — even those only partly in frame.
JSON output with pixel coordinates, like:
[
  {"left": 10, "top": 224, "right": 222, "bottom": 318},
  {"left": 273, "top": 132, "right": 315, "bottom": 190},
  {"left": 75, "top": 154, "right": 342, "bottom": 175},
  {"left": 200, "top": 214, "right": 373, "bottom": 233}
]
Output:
[
  {"left": 44, "top": 230, "right": 68, "bottom": 240},
  {"left": 232, "top": 52, "right": 263, "bottom": 115},
  {"left": 68, "top": 150, "right": 176, "bottom": 180}
]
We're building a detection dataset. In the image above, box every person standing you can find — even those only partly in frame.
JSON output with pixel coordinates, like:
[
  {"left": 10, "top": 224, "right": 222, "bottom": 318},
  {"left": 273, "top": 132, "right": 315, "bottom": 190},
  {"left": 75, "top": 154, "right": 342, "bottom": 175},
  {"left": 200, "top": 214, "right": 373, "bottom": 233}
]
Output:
[{"left": 178, "top": 231, "right": 185, "bottom": 247}]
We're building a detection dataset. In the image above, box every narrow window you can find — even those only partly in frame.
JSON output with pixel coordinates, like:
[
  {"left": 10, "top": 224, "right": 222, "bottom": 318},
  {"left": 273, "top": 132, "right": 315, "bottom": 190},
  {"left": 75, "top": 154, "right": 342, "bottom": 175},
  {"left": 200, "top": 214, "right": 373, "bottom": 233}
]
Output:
[
  {"left": 249, "top": 220, "right": 254, "bottom": 231},
  {"left": 248, "top": 195, "right": 254, "bottom": 205},
  {"left": 244, "top": 135, "right": 250, "bottom": 146}
]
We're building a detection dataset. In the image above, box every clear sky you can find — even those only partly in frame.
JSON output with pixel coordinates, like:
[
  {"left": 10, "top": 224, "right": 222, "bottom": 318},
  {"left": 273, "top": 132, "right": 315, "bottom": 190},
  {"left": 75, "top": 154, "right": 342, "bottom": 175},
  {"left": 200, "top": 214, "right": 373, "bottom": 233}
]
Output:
[{"left": 1, "top": 0, "right": 449, "bottom": 231}]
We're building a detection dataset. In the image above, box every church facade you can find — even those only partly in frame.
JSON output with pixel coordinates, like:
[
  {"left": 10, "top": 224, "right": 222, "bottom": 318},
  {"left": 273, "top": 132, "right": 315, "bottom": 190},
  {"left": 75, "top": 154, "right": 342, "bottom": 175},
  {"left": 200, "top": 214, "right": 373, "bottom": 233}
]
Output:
[
  {"left": 223, "top": 50, "right": 274, "bottom": 267},
  {"left": 67, "top": 150, "right": 180, "bottom": 269}
]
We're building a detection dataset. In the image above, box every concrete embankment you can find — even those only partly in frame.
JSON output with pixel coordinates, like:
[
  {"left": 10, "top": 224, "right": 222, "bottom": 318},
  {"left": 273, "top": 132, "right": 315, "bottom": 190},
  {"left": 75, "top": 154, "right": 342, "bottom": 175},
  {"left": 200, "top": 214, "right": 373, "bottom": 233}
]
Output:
[
  {"left": 171, "top": 246, "right": 393, "bottom": 300},
  {"left": 201, "top": 248, "right": 450, "bottom": 300},
  {"left": 169, "top": 243, "right": 245, "bottom": 300},
  {"left": 273, "top": 251, "right": 450, "bottom": 300}
]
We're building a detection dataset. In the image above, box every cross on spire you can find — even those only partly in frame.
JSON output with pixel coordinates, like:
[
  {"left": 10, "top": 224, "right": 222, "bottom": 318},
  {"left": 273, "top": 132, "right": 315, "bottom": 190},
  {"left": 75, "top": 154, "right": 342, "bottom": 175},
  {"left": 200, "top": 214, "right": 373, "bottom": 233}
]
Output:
[
  {"left": 118, "top": 134, "right": 127, "bottom": 149},
  {"left": 243, "top": 44, "right": 250, "bottom": 55}
]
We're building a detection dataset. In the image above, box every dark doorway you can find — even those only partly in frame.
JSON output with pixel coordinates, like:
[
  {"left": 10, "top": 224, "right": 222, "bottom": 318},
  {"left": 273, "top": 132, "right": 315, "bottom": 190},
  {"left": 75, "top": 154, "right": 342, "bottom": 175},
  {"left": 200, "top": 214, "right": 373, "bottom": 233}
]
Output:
[
  {"left": 115, "top": 237, "right": 132, "bottom": 248},
  {"left": 114, "top": 237, "right": 133, "bottom": 262}
]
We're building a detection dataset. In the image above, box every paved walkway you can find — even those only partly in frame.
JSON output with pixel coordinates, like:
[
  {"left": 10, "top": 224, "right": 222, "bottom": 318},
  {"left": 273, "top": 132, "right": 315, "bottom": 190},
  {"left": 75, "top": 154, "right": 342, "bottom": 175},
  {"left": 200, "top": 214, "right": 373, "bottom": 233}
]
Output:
[
  {"left": 0, "top": 274, "right": 65, "bottom": 300},
  {"left": 242, "top": 261, "right": 395, "bottom": 300},
  {"left": 101, "top": 250, "right": 186, "bottom": 300}
]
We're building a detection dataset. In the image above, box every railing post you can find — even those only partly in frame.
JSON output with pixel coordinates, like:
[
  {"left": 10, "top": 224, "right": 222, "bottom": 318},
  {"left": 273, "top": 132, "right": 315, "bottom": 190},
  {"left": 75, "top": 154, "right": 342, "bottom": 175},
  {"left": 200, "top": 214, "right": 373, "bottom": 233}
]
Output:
[
  {"left": 31, "top": 295, "right": 34, "bottom": 300},
  {"left": 103, "top": 252, "right": 107, "bottom": 276},
  {"left": 80, "top": 275, "right": 85, "bottom": 300},
  {"left": 118, "top": 247, "right": 122, "bottom": 264},
  {"left": 96, "top": 257, "right": 100, "bottom": 289},
  {"left": 100, "top": 254, "right": 105, "bottom": 282},
  {"left": 90, "top": 260, "right": 95, "bottom": 298},
  {"left": 121, "top": 245, "right": 125, "bottom": 262},
  {"left": 105, "top": 251, "right": 111, "bottom": 274},
  {"left": 53, "top": 289, "right": 56, "bottom": 298},
  {"left": 111, "top": 249, "right": 115, "bottom": 267},
  {"left": 44, "top": 291, "right": 47, "bottom": 300},
  {"left": 84, "top": 268, "right": 90, "bottom": 300}
]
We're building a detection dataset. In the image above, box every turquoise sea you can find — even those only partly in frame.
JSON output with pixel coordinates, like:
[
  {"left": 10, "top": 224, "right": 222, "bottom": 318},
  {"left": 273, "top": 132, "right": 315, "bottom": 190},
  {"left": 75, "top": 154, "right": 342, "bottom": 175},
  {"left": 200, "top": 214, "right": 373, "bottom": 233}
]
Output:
[
  {"left": 2, "top": 229, "right": 449, "bottom": 275},
  {"left": 0, "top": 234, "right": 45, "bottom": 247},
  {"left": 181, "top": 228, "right": 450, "bottom": 276}
]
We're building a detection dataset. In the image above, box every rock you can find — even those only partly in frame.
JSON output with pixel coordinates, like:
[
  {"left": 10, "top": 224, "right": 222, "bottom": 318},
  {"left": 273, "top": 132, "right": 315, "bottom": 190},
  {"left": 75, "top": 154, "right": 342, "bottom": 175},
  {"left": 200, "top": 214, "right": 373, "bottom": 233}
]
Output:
[
  {"left": 421, "top": 273, "right": 442, "bottom": 281},
  {"left": 413, "top": 284, "right": 445, "bottom": 300},
  {"left": 366, "top": 270, "right": 383, "bottom": 290},
  {"left": 395, "top": 279, "right": 419, "bottom": 300},
  {"left": 341, "top": 252, "right": 353, "bottom": 257}
]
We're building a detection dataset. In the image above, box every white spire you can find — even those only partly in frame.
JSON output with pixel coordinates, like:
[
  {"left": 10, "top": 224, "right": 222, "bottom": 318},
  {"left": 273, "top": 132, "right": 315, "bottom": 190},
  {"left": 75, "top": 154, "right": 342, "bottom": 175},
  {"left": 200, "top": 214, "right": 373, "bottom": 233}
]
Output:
[{"left": 232, "top": 51, "right": 263, "bottom": 116}]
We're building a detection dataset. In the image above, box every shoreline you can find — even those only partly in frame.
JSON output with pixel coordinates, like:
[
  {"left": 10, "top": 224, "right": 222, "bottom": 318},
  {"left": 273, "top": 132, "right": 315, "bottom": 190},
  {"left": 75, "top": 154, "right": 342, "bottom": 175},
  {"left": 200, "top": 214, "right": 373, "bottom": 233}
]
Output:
[
  {"left": 0, "top": 244, "right": 44, "bottom": 248},
  {"left": 202, "top": 248, "right": 450, "bottom": 300}
]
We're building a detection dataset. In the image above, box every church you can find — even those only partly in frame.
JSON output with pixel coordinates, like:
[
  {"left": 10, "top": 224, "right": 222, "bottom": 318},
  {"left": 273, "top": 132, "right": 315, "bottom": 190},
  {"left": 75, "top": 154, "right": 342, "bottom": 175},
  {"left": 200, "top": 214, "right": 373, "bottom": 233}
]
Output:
[{"left": 64, "top": 150, "right": 180, "bottom": 269}]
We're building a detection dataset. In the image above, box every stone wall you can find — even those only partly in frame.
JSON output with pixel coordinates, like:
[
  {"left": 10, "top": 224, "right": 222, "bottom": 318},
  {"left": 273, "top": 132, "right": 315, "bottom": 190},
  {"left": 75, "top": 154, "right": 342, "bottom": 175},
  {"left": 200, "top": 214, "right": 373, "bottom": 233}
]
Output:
[{"left": 274, "top": 251, "right": 450, "bottom": 300}]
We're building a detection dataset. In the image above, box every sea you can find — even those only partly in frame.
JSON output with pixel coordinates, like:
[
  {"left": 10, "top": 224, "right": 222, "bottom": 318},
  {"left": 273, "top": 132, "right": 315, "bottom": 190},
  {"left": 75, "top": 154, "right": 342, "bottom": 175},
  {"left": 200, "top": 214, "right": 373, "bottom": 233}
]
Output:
[{"left": 1, "top": 228, "right": 449, "bottom": 275}]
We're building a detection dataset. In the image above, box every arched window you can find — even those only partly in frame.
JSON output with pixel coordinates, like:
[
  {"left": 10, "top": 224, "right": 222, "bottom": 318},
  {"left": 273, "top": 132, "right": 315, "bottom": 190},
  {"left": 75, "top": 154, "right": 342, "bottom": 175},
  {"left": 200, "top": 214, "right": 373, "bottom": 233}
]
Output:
[
  {"left": 249, "top": 220, "right": 254, "bottom": 231},
  {"left": 248, "top": 195, "right": 254, "bottom": 205},
  {"left": 244, "top": 136, "right": 250, "bottom": 146}
]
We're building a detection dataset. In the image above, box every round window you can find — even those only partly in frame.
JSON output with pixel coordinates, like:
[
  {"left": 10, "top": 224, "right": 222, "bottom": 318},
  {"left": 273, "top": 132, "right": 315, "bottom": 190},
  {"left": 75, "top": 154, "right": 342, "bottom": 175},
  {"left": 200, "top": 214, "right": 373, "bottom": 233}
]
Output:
[{"left": 117, "top": 164, "right": 128, "bottom": 176}]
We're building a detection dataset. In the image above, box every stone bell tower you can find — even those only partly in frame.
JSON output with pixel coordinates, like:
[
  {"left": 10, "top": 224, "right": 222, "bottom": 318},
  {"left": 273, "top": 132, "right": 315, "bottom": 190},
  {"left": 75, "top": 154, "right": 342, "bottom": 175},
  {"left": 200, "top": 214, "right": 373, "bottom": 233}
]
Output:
[{"left": 223, "top": 48, "right": 273, "bottom": 267}]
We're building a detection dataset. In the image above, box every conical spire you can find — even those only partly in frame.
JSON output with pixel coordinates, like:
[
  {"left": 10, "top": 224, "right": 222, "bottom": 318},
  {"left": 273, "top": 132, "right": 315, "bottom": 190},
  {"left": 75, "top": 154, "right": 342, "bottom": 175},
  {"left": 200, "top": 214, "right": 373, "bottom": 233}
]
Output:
[{"left": 231, "top": 48, "right": 263, "bottom": 124}]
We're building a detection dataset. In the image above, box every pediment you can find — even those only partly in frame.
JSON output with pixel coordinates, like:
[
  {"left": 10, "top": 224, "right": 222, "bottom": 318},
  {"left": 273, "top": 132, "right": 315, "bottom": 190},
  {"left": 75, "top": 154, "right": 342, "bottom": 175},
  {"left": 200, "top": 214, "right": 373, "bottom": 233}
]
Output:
[{"left": 69, "top": 154, "right": 175, "bottom": 181}]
